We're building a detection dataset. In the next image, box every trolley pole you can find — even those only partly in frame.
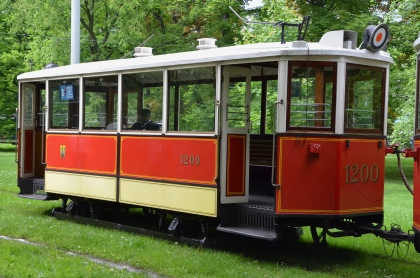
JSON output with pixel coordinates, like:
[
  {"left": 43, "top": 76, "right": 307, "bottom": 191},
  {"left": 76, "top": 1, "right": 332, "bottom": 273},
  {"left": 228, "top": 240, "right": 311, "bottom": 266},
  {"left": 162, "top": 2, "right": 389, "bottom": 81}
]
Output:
[{"left": 71, "top": 0, "right": 80, "bottom": 65}]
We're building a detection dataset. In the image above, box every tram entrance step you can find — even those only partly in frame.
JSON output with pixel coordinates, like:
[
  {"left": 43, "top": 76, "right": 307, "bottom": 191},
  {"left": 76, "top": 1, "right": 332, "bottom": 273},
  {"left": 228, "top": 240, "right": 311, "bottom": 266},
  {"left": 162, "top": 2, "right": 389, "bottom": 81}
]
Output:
[
  {"left": 218, "top": 196, "right": 277, "bottom": 240},
  {"left": 18, "top": 194, "right": 57, "bottom": 201},
  {"left": 217, "top": 225, "right": 278, "bottom": 240}
]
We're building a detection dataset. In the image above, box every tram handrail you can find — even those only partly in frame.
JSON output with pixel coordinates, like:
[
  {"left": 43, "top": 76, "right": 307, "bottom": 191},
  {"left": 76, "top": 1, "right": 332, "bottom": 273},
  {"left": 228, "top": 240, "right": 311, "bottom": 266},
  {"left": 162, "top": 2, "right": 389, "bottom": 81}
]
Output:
[
  {"left": 41, "top": 105, "right": 47, "bottom": 165},
  {"left": 14, "top": 107, "right": 18, "bottom": 163},
  {"left": 272, "top": 101, "right": 281, "bottom": 187}
]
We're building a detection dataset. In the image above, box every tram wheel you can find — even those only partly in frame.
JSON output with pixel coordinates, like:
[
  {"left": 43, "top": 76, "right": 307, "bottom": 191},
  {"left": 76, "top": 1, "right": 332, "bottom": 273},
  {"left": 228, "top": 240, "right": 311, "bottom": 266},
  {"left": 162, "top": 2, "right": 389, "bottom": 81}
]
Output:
[
  {"left": 189, "top": 220, "right": 208, "bottom": 239},
  {"left": 142, "top": 207, "right": 155, "bottom": 217},
  {"left": 310, "top": 226, "right": 327, "bottom": 245}
]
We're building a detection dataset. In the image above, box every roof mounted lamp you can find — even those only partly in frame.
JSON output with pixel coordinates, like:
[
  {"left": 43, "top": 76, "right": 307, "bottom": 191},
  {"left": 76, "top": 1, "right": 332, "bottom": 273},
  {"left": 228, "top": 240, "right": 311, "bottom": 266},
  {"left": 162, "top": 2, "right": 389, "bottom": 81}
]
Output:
[
  {"left": 361, "top": 24, "right": 391, "bottom": 52},
  {"left": 44, "top": 63, "right": 59, "bottom": 69}
]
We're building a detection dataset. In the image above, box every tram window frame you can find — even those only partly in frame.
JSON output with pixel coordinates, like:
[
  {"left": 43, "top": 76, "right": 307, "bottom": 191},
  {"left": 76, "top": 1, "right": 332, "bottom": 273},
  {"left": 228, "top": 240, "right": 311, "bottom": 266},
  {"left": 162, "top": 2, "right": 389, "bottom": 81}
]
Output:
[
  {"left": 121, "top": 71, "right": 163, "bottom": 132},
  {"left": 83, "top": 75, "right": 118, "bottom": 130},
  {"left": 416, "top": 56, "right": 420, "bottom": 134},
  {"left": 286, "top": 61, "right": 337, "bottom": 132},
  {"left": 167, "top": 66, "right": 216, "bottom": 133},
  {"left": 48, "top": 79, "right": 80, "bottom": 129},
  {"left": 344, "top": 64, "right": 385, "bottom": 134}
]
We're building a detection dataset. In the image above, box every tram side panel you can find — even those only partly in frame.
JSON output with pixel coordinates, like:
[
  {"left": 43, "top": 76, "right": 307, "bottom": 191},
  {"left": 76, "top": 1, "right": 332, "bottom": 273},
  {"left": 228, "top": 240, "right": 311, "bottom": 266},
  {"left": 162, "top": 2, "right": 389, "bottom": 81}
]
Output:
[
  {"left": 45, "top": 134, "right": 118, "bottom": 202},
  {"left": 277, "top": 137, "right": 336, "bottom": 215},
  {"left": 337, "top": 138, "right": 385, "bottom": 215},
  {"left": 414, "top": 139, "right": 420, "bottom": 235},
  {"left": 276, "top": 136, "right": 384, "bottom": 219},
  {"left": 119, "top": 136, "right": 218, "bottom": 217}
]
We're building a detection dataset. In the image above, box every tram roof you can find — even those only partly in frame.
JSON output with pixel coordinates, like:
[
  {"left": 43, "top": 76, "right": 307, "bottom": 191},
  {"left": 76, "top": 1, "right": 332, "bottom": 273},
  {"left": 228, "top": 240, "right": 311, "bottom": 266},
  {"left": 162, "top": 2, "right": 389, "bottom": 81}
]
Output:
[{"left": 17, "top": 38, "right": 393, "bottom": 81}]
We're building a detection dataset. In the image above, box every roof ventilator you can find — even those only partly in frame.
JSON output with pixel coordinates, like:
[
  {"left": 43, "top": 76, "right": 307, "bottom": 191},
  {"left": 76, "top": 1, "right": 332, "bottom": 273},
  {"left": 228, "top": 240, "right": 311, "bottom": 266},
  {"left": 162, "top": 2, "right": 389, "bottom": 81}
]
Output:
[
  {"left": 133, "top": 47, "right": 153, "bottom": 57},
  {"left": 196, "top": 38, "right": 218, "bottom": 50}
]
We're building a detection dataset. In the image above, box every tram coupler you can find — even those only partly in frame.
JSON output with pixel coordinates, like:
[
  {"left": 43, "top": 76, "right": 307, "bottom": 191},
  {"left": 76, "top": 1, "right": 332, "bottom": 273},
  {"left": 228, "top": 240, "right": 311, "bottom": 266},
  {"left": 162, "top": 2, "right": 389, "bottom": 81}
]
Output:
[
  {"left": 385, "top": 142, "right": 419, "bottom": 160},
  {"left": 385, "top": 142, "right": 401, "bottom": 155},
  {"left": 373, "top": 224, "right": 414, "bottom": 244},
  {"left": 402, "top": 147, "right": 418, "bottom": 160}
]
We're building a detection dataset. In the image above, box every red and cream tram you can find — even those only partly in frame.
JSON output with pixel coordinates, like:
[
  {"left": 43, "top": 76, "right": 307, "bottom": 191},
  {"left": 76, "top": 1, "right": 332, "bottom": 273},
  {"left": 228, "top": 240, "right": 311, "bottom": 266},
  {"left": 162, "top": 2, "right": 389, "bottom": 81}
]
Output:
[
  {"left": 411, "top": 34, "right": 420, "bottom": 252},
  {"left": 16, "top": 23, "right": 410, "bottom": 243}
]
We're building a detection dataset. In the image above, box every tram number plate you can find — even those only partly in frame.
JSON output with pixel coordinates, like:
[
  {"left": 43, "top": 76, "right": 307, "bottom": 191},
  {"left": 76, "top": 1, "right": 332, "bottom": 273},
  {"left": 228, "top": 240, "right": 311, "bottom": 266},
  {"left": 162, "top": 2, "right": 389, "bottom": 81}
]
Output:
[
  {"left": 180, "top": 155, "right": 201, "bottom": 166},
  {"left": 344, "top": 164, "right": 379, "bottom": 184}
]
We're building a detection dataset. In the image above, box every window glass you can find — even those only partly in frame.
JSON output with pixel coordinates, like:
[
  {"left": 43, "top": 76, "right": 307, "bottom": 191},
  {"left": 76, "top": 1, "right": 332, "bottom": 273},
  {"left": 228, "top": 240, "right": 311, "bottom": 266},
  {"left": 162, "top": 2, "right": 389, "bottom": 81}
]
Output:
[
  {"left": 23, "top": 86, "right": 33, "bottom": 126},
  {"left": 84, "top": 75, "right": 118, "bottom": 129},
  {"left": 417, "top": 58, "right": 420, "bottom": 133},
  {"left": 49, "top": 79, "right": 79, "bottom": 129},
  {"left": 345, "top": 65, "right": 385, "bottom": 132},
  {"left": 250, "top": 79, "right": 278, "bottom": 134},
  {"left": 266, "top": 80, "right": 278, "bottom": 134},
  {"left": 288, "top": 63, "right": 335, "bottom": 130},
  {"left": 168, "top": 67, "right": 215, "bottom": 132},
  {"left": 250, "top": 81, "right": 262, "bottom": 133},
  {"left": 227, "top": 74, "right": 247, "bottom": 129},
  {"left": 122, "top": 71, "right": 163, "bottom": 131},
  {"left": 37, "top": 89, "right": 46, "bottom": 128}
]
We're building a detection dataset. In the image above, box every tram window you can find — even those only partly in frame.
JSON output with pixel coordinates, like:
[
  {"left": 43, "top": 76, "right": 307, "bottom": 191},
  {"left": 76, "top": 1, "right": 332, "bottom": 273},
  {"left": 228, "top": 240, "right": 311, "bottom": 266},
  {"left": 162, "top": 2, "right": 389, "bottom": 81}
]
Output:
[
  {"left": 415, "top": 60, "right": 420, "bottom": 135},
  {"left": 250, "top": 81, "right": 263, "bottom": 134},
  {"left": 287, "top": 62, "right": 336, "bottom": 130},
  {"left": 49, "top": 79, "right": 79, "bottom": 129},
  {"left": 83, "top": 75, "right": 118, "bottom": 129},
  {"left": 418, "top": 60, "right": 420, "bottom": 134},
  {"left": 37, "top": 89, "right": 46, "bottom": 128},
  {"left": 168, "top": 66, "right": 215, "bottom": 132},
  {"left": 250, "top": 80, "right": 277, "bottom": 134},
  {"left": 122, "top": 71, "right": 163, "bottom": 131},
  {"left": 266, "top": 80, "right": 278, "bottom": 134},
  {"left": 345, "top": 65, "right": 385, "bottom": 133}
]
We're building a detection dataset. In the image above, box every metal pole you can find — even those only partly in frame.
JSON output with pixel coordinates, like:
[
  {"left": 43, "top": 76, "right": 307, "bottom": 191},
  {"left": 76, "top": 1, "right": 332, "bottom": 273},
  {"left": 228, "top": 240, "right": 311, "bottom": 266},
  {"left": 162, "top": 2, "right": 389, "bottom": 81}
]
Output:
[{"left": 71, "top": 0, "right": 80, "bottom": 64}]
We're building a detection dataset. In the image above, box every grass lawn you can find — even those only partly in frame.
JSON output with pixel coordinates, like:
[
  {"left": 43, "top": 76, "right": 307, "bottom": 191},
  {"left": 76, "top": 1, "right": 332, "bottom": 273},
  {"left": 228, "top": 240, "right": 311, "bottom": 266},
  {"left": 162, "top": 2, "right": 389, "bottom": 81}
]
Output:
[{"left": 0, "top": 146, "right": 419, "bottom": 277}]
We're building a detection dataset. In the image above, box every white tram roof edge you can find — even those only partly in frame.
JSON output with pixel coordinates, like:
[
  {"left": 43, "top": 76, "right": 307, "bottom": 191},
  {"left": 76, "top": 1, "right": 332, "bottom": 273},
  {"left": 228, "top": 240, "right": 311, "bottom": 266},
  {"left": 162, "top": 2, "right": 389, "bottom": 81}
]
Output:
[{"left": 17, "top": 31, "right": 393, "bottom": 81}]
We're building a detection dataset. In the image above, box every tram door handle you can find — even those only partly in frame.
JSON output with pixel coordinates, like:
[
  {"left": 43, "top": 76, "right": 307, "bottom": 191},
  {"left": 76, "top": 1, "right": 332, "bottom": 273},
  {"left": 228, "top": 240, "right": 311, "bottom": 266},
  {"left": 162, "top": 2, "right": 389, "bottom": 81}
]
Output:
[{"left": 41, "top": 106, "right": 47, "bottom": 165}]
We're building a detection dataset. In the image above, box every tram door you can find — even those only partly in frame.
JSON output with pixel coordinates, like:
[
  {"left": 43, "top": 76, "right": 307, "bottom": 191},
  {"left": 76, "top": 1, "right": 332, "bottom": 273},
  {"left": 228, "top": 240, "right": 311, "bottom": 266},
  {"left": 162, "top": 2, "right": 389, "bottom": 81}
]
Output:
[
  {"left": 20, "top": 83, "right": 36, "bottom": 178},
  {"left": 220, "top": 66, "right": 251, "bottom": 204}
]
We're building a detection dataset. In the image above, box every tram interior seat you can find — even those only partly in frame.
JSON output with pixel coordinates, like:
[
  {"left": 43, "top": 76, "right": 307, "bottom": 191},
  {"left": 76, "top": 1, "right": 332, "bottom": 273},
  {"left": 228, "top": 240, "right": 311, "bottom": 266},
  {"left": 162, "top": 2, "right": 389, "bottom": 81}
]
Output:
[{"left": 249, "top": 134, "right": 275, "bottom": 195}]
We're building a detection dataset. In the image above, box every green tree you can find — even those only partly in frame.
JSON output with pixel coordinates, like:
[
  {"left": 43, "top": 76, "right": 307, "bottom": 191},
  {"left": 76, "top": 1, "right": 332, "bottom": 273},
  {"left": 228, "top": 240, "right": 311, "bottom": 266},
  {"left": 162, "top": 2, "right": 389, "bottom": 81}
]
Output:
[
  {"left": 285, "top": 0, "right": 388, "bottom": 42},
  {"left": 241, "top": 0, "right": 297, "bottom": 44},
  {"left": 2, "top": 0, "right": 247, "bottom": 69},
  {"left": 383, "top": 0, "right": 420, "bottom": 144},
  {"left": 0, "top": 13, "right": 25, "bottom": 138},
  {"left": 388, "top": 94, "right": 415, "bottom": 147}
]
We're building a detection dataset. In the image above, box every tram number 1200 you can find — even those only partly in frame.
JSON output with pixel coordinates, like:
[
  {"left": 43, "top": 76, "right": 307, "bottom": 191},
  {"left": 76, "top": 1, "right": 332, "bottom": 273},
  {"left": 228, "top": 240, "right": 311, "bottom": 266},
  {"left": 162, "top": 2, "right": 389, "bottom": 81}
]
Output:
[
  {"left": 345, "top": 164, "right": 379, "bottom": 184},
  {"left": 180, "top": 155, "right": 201, "bottom": 166}
]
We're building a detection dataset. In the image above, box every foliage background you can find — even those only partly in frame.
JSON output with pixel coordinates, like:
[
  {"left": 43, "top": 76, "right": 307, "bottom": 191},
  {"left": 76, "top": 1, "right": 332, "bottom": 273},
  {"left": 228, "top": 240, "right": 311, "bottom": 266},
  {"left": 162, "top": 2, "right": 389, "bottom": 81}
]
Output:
[{"left": 0, "top": 0, "right": 419, "bottom": 145}]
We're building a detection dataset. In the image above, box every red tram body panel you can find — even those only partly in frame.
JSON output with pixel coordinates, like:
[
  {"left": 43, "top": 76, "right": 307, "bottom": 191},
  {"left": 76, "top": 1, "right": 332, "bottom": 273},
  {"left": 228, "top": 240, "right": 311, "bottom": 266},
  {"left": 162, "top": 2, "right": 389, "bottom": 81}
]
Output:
[
  {"left": 120, "top": 136, "right": 218, "bottom": 186},
  {"left": 225, "top": 134, "right": 247, "bottom": 196},
  {"left": 46, "top": 134, "right": 117, "bottom": 175},
  {"left": 276, "top": 137, "right": 385, "bottom": 216}
]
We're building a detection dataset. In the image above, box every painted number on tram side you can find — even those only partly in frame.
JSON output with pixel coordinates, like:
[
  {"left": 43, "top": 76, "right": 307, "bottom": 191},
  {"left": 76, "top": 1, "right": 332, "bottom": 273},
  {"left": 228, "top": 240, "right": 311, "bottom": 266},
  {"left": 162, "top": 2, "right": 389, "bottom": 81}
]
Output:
[
  {"left": 180, "top": 155, "right": 201, "bottom": 166},
  {"left": 344, "top": 164, "right": 379, "bottom": 184}
]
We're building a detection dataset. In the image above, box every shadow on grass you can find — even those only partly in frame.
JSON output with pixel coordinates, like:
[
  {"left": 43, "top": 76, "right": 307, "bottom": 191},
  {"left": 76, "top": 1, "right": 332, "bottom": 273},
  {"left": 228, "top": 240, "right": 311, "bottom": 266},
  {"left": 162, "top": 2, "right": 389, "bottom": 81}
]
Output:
[
  {"left": 210, "top": 233, "right": 364, "bottom": 271},
  {"left": 41, "top": 206, "right": 364, "bottom": 271},
  {"left": 38, "top": 204, "right": 420, "bottom": 276}
]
